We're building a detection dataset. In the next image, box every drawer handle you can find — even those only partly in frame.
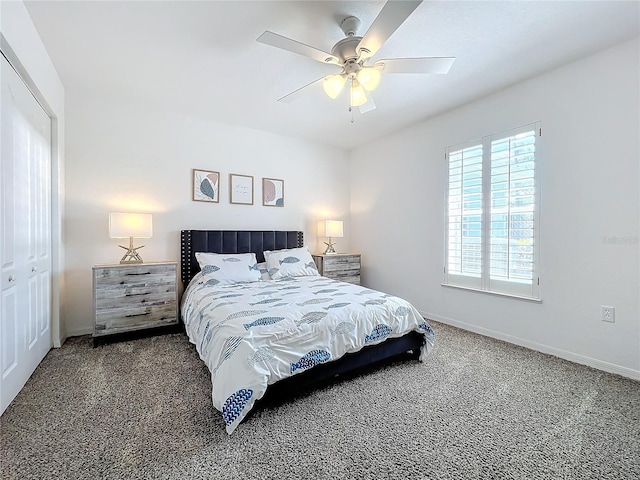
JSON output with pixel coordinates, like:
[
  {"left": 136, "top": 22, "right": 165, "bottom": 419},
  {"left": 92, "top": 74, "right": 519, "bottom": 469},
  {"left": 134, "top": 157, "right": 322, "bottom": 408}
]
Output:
[
  {"left": 8, "top": 275, "right": 15, "bottom": 282},
  {"left": 126, "top": 272, "right": 152, "bottom": 276},
  {"left": 32, "top": 266, "right": 38, "bottom": 272},
  {"left": 125, "top": 312, "right": 151, "bottom": 318}
]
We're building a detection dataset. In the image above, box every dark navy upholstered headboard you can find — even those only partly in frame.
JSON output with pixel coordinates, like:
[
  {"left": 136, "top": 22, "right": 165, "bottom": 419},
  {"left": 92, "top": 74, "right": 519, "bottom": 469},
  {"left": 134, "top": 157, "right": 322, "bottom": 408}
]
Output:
[{"left": 180, "top": 230, "right": 304, "bottom": 286}]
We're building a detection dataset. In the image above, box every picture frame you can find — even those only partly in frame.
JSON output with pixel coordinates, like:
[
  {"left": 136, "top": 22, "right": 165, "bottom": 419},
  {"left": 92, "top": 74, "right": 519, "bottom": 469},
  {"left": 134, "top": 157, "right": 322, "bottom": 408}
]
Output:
[
  {"left": 262, "top": 177, "right": 284, "bottom": 207},
  {"left": 192, "top": 169, "right": 219, "bottom": 203},
  {"left": 229, "top": 173, "right": 254, "bottom": 205}
]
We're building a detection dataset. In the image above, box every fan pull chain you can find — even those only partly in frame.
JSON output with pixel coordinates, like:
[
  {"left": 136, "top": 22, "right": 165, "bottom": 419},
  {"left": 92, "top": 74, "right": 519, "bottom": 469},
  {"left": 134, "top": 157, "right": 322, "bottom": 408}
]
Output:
[{"left": 349, "top": 106, "right": 355, "bottom": 124}]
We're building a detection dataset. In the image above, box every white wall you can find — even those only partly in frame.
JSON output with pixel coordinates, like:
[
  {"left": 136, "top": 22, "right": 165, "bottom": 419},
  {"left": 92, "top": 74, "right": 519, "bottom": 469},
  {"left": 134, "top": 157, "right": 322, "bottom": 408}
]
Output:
[
  {"left": 350, "top": 38, "right": 640, "bottom": 379},
  {"left": 64, "top": 89, "right": 350, "bottom": 336},
  {"left": 0, "top": 1, "right": 66, "bottom": 346}
]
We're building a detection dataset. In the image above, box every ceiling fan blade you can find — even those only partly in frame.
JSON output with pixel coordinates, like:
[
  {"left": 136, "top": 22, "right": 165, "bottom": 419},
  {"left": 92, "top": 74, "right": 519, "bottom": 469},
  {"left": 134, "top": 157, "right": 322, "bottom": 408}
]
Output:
[
  {"left": 257, "top": 31, "right": 340, "bottom": 65},
  {"left": 357, "top": 0, "right": 423, "bottom": 60},
  {"left": 375, "top": 57, "right": 456, "bottom": 74},
  {"left": 277, "top": 77, "right": 325, "bottom": 103},
  {"left": 359, "top": 90, "right": 377, "bottom": 114}
]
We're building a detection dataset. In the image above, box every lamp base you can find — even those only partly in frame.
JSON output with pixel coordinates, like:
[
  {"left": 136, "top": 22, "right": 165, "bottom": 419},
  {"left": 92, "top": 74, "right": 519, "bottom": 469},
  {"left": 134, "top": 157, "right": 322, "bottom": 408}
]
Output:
[
  {"left": 118, "top": 237, "right": 145, "bottom": 264},
  {"left": 323, "top": 238, "right": 338, "bottom": 255}
]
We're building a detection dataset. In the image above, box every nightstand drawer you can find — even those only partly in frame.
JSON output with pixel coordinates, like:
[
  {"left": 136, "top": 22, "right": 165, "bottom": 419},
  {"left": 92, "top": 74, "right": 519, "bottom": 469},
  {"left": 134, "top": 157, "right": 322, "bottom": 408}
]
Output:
[
  {"left": 94, "top": 303, "right": 177, "bottom": 336},
  {"left": 321, "top": 256, "right": 360, "bottom": 271},
  {"left": 94, "top": 264, "right": 175, "bottom": 288},
  {"left": 95, "top": 285, "right": 176, "bottom": 309}
]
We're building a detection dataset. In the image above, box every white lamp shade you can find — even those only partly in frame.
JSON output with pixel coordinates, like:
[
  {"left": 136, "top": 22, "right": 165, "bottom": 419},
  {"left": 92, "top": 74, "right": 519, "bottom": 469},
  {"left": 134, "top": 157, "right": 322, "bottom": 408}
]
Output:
[
  {"left": 323, "top": 74, "right": 346, "bottom": 99},
  {"left": 350, "top": 80, "right": 367, "bottom": 107},
  {"left": 318, "top": 220, "right": 343, "bottom": 238},
  {"left": 357, "top": 67, "right": 381, "bottom": 91},
  {"left": 109, "top": 212, "right": 153, "bottom": 238}
]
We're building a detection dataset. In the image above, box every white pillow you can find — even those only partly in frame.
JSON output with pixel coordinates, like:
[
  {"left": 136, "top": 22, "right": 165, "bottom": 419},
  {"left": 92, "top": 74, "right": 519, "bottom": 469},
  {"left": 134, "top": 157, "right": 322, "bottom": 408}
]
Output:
[
  {"left": 257, "top": 262, "right": 271, "bottom": 281},
  {"left": 195, "top": 252, "right": 261, "bottom": 285},
  {"left": 263, "top": 246, "right": 319, "bottom": 280}
]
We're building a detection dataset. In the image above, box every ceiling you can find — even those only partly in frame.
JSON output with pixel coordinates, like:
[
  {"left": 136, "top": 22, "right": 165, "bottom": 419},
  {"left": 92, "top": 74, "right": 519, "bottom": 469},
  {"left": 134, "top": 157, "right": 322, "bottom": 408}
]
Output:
[{"left": 24, "top": 1, "right": 640, "bottom": 150}]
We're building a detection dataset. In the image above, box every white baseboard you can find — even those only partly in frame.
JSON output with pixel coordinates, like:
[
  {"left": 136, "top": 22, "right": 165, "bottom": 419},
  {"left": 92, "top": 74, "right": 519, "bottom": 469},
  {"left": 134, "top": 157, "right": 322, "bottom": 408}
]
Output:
[{"left": 422, "top": 311, "right": 640, "bottom": 381}]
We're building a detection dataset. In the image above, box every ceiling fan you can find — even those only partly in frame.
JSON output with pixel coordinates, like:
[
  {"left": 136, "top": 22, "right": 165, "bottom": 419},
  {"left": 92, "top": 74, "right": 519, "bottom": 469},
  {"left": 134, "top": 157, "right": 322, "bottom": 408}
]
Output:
[{"left": 257, "top": 0, "right": 455, "bottom": 114}]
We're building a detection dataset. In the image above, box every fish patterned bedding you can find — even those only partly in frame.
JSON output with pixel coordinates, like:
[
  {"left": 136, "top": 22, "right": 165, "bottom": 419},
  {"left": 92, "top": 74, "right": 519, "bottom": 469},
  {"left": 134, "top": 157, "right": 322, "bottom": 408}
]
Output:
[{"left": 181, "top": 270, "right": 435, "bottom": 434}]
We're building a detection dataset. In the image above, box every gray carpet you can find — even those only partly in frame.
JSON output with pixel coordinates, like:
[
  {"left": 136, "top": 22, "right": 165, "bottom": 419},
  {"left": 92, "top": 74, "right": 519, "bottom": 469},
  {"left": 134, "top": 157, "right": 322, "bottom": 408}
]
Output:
[{"left": 1, "top": 322, "right": 639, "bottom": 480}]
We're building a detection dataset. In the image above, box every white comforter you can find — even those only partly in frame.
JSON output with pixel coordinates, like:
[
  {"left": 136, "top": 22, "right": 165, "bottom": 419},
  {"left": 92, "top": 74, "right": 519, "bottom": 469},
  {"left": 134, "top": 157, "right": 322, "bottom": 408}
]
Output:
[{"left": 181, "top": 274, "right": 435, "bottom": 434}]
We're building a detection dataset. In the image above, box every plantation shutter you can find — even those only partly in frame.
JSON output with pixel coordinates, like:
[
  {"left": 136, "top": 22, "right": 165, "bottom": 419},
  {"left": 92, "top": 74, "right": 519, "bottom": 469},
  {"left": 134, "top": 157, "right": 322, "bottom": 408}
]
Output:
[
  {"left": 444, "top": 123, "right": 540, "bottom": 299},
  {"left": 488, "top": 126, "right": 539, "bottom": 298},
  {"left": 445, "top": 142, "right": 483, "bottom": 289}
]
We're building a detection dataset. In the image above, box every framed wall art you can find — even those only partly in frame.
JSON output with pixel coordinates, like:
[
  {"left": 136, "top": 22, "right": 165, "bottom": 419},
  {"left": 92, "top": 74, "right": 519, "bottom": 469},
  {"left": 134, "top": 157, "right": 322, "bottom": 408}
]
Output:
[
  {"left": 192, "top": 169, "right": 219, "bottom": 203},
  {"left": 230, "top": 173, "right": 254, "bottom": 205},
  {"left": 262, "top": 178, "right": 284, "bottom": 207}
]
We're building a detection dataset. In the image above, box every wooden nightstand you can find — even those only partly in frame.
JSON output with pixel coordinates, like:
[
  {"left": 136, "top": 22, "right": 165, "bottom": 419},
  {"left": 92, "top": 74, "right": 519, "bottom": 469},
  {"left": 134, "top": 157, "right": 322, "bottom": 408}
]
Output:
[
  {"left": 92, "top": 262, "right": 179, "bottom": 346},
  {"left": 312, "top": 254, "right": 361, "bottom": 285}
]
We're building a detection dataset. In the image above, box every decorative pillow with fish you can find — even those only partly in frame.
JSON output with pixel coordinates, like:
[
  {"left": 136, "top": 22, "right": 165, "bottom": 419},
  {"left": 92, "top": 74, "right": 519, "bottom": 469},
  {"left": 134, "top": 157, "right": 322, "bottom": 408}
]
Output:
[
  {"left": 263, "top": 246, "right": 319, "bottom": 280},
  {"left": 256, "top": 262, "right": 271, "bottom": 281},
  {"left": 195, "top": 252, "right": 261, "bottom": 285}
]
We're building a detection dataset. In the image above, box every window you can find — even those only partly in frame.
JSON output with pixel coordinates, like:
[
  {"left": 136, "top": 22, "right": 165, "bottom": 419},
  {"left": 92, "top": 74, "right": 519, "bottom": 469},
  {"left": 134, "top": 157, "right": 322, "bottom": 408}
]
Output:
[{"left": 444, "top": 123, "right": 541, "bottom": 299}]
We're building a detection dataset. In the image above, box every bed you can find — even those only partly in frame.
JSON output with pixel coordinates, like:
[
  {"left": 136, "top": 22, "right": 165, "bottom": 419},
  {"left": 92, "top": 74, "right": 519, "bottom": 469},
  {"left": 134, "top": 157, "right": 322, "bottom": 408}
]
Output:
[{"left": 180, "top": 230, "right": 435, "bottom": 434}]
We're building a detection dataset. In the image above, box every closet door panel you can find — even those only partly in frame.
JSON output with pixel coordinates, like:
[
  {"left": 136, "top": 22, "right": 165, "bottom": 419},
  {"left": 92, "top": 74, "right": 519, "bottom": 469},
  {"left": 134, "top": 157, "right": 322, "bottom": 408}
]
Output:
[
  {"left": 1, "top": 54, "right": 52, "bottom": 414},
  {"left": 1, "top": 289, "right": 17, "bottom": 379}
]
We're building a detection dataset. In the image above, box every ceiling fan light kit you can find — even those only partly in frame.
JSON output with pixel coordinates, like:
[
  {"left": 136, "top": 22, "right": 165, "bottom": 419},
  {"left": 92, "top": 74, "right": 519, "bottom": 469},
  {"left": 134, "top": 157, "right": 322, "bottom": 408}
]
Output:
[
  {"left": 357, "top": 66, "right": 381, "bottom": 91},
  {"left": 323, "top": 74, "right": 347, "bottom": 99},
  {"left": 350, "top": 80, "right": 367, "bottom": 107},
  {"left": 257, "top": 0, "right": 455, "bottom": 115}
]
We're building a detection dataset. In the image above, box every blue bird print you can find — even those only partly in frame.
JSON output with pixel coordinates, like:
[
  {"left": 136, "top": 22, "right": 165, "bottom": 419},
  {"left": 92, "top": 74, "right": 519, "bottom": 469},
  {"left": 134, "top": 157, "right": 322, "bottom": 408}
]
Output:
[
  {"left": 248, "top": 263, "right": 259, "bottom": 271},
  {"left": 290, "top": 350, "right": 331, "bottom": 373},
  {"left": 223, "top": 257, "right": 242, "bottom": 263},
  {"left": 365, "top": 324, "right": 393, "bottom": 343},
  {"left": 305, "top": 261, "right": 318, "bottom": 269},
  {"left": 394, "top": 306, "right": 412, "bottom": 317},
  {"left": 279, "top": 256, "right": 300, "bottom": 265},
  {"left": 204, "top": 278, "right": 220, "bottom": 287},
  {"left": 313, "top": 288, "right": 338, "bottom": 295},
  {"left": 243, "top": 317, "right": 285, "bottom": 330},
  {"left": 222, "top": 389, "right": 253, "bottom": 426}
]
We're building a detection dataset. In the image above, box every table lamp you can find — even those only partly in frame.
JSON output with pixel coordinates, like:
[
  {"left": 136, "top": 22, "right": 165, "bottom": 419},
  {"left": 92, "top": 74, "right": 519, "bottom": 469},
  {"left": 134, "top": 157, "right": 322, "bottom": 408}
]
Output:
[
  {"left": 318, "top": 220, "right": 343, "bottom": 255},
  {"left": 109, "top": 212, "right": 153, "bottom": 264}
]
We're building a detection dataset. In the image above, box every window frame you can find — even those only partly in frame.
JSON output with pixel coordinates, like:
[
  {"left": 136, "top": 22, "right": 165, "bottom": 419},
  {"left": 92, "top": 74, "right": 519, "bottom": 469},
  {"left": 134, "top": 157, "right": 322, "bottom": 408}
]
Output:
[{"left": 443, "top": 122, "right": 541, "bottom": 301}]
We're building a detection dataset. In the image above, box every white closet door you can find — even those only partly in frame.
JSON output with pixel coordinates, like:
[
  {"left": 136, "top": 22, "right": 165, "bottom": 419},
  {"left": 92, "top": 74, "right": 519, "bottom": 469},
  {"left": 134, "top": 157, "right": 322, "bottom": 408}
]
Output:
[{"left": 1, "top": 54, "right": 52, "bottom": 414}]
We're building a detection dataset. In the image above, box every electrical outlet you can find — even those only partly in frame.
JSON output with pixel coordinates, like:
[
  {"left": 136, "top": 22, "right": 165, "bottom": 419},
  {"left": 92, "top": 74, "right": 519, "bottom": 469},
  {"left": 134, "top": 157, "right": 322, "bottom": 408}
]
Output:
[{"left": 601, "top": 306, "right": 615, "bottom": 323}]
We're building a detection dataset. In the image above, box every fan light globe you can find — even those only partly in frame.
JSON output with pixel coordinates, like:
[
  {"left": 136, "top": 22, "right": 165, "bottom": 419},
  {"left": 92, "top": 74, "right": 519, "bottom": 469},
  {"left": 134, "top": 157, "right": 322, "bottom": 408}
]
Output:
[
  {"left": 323, "top": 74, "right": 346, "bottom": 99},
  {"left": 350, "top": 80, "right": 367, "bottom": 107},
  {"left": 357, "top": 67, "right": 381, "bottom": 91}
]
